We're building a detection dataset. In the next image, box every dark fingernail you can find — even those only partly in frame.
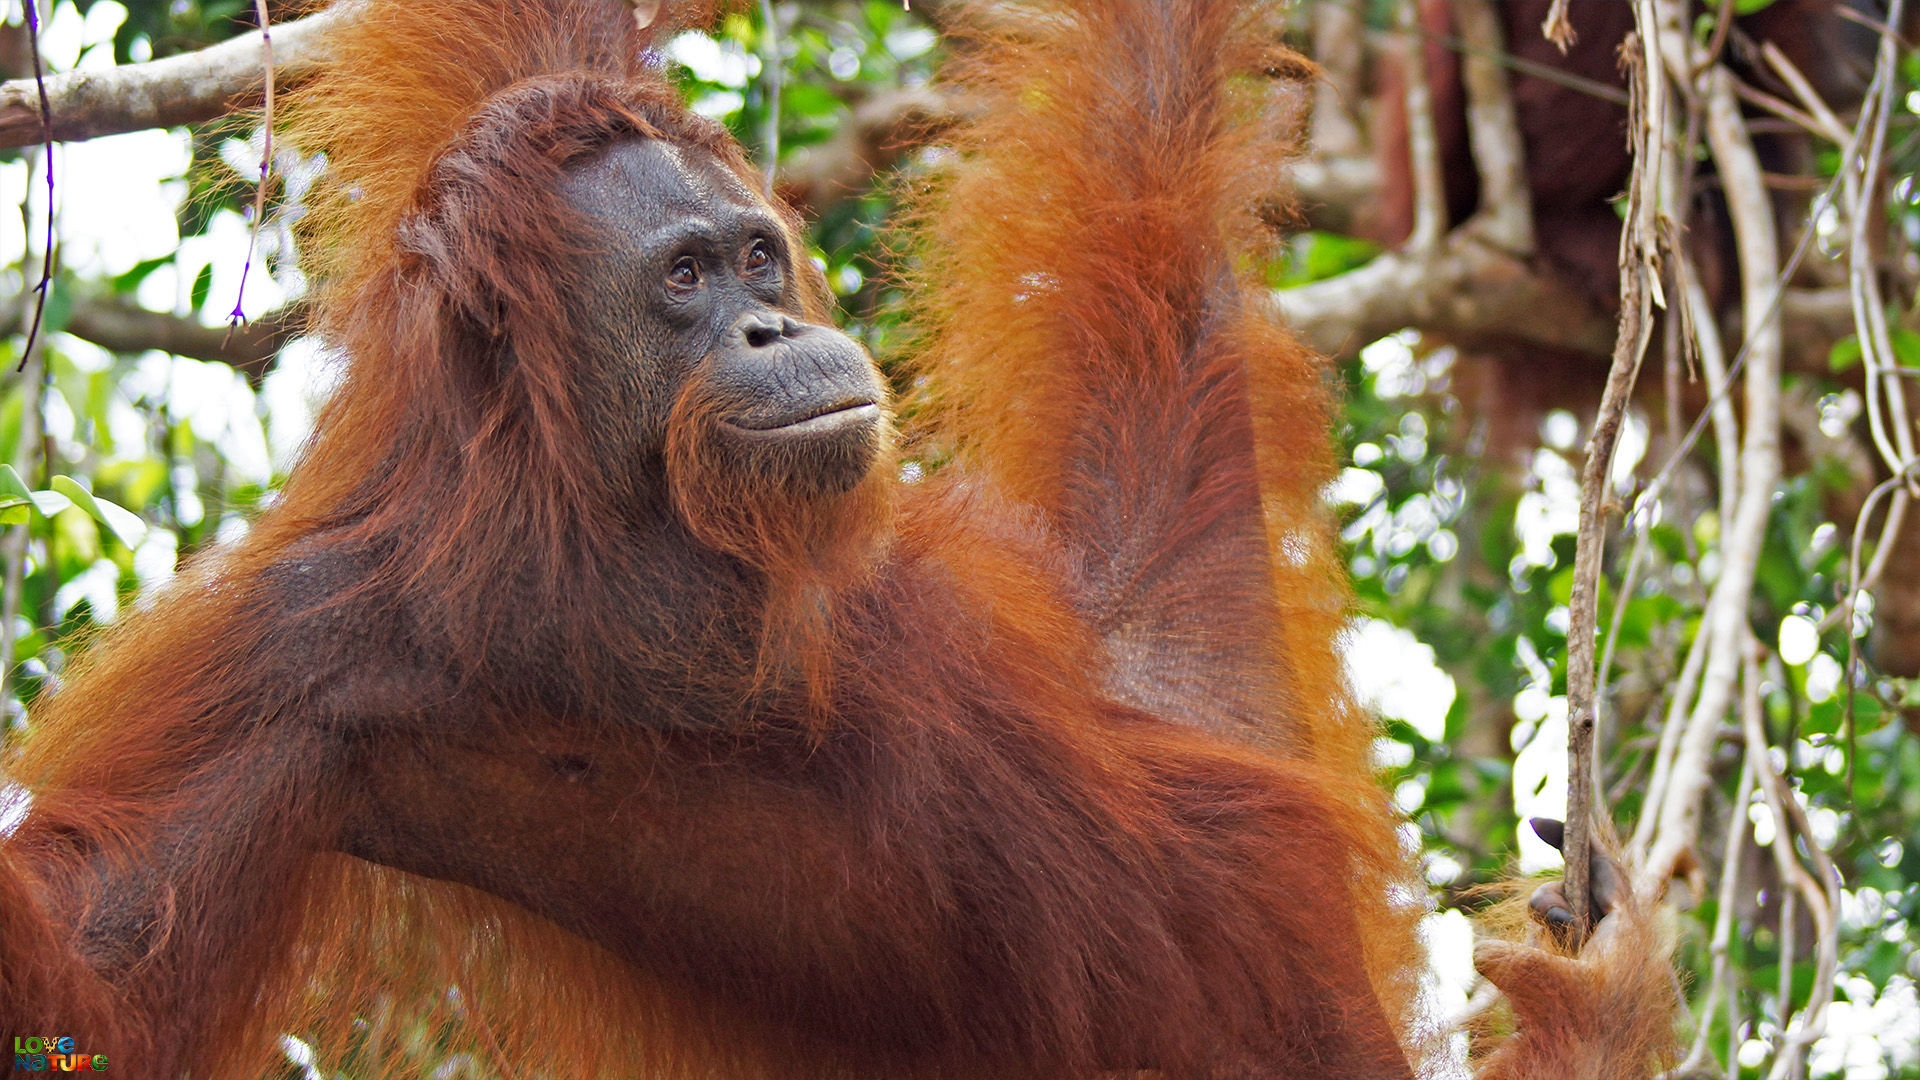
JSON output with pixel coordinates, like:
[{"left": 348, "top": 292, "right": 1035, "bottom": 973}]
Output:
[
  {"left": 1529, "top": 818, "right": 1566, "bottom": 848},
  {"left": 1546, "top": 906, "right": 1573, "bottom": 927}
]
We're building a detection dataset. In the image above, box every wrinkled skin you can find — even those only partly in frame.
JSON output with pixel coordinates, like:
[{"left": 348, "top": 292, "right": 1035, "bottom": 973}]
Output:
[{"left": 559, "top": 140, "right": 886, "bottom": 500}]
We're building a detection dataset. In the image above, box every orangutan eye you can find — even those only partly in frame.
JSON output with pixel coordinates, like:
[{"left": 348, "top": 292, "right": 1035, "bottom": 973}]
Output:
[
  {"left": 743, "top": 239, "right": 774, "bottom": 275},
  {"left": 668, "top": 257, "right": 701, "bottom": 290}
]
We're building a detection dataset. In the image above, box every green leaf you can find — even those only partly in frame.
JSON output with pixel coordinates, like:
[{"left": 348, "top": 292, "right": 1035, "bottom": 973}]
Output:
[
  {"left": 1549, "top": 566, "right": 1575, "bottom": 606},
  {"left": 1806, "top": 695, "right": 1843, "bottom": 736},
  {"left": 98, "top": 459, "right": 168, "bottom": 511},
  {"left": 782, "top": 82, "right": 841, "bottom": 126},
  {"left": 28, "top": 490, "right": 71, "bottom": 517},
  {"left": 41, "top": 277, "right": 72, "bottom": 336},
  {"left": 1425, "top": 763, "right": 1469, "bottom": 807},
  {"left": 1825, "top": 329, "right": 1920, "bottom": 372},
  {"left": 111, "top": 255, "right": 174, "bottom": 295},
  {"left": 0, "top": 463, "right": 33, "bottom": 505},
  {"left": 83, "top": 370, "right": 115, "bottom": 453},
  {"left": 50, "top": 476, "right": 148, "bottom": 547},
  {"left": 1893, "top": 327, "right": 1920, "bottom": 369},
  {"left": 1305, "top": 233, "right": 1382, "bottom": 281},
  {"left": 1830, "top": 334, "right": 1862, "bottom": 372},
  {"left": 1849, "top": 693, "right": 1885, "bottom": 727},
  {"left": 0, "top": 463, "right": 73, "bottom": 518},
  {"left": 52, "top": 510, "right": 100, "bottom": 576},
  {"left": 190, "top": 262, "right": 214, "bottom": 313}
]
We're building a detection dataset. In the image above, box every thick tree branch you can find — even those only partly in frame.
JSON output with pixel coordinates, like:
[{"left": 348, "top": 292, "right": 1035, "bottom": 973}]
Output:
[
  {"left": 776, "top": 93, "right": 1384, "bottom": 231},
  {"left": 1272, "top": 243, "right": 1846, "bottom": 366},
  {"left": 1279, "top": 154, "right": 1380, "bottom": 235},
  {"left": 36, "top": 296, "right": 304, "bottom": 381},
  {"left": 1271, "top": 235, "right": 1615, "bottom": 359},
  {"left": 1308, "top": 0, "right": 1367, "bottom": 159},
  {"left": 0, "top": 7, "right": 342, "bottom": 148},
  {"left": 1453, "top": 0, "right": 1534, "bottom": 253},
  {"left": 1398, "top": 2, "right": 1447, "bottom": 253}
]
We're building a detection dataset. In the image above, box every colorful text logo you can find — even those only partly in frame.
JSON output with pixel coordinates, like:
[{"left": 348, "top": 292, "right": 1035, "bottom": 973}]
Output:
[{"left": 11, "top": 1037, "right": 106, "bottom": 1073}]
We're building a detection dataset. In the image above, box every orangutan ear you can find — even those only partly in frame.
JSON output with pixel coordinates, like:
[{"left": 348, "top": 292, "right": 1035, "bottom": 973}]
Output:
[{"left": 626, "top": 1, "right": 663, "bottom": 31}]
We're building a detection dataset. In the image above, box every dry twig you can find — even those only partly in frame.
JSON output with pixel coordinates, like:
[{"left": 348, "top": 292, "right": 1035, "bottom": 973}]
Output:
[
  {"left": 15, "top": 0, "right": 54, "bottom": 373},
  {"left": 1542, "top": 0, "right": 1577, "bottom": 52},
  {"left": 225, "top": 0, "right": 276, "bottom": 338}
]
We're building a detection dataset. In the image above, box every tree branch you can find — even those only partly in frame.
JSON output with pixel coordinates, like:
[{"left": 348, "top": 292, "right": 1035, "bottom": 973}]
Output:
[
  {"left": 1309, "top": 0, "right": 1367, "bottom": 159},
  {"left": 1643, "top": 0, "right": 1785, "bottom": 915},
  {"left": 0, "top": 7, "right": 343, "bottom": 148},
  {"left": 1278, "top": 154, "right": 1380, "bottom": 235},
  {"left": 1271, "top": 233, "right": 1615, "bottom": 359},
  {"left": 1453, "top": 0, "right": 1534, "bottom": 253},
  {"left": 43, "top": 296, "right": 303, "bottom": 382},
  {"left": 1398, "top": 2, "right": 1448, "bottom": 253}
]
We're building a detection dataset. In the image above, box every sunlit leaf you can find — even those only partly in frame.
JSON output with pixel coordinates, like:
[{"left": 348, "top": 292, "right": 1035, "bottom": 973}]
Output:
[{"left": 50, "top": 476, "right": 149, "bottom": 548}]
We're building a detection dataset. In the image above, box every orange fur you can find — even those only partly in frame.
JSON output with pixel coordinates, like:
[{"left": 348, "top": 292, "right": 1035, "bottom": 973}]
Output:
[
  {"left": 1469, "top": 836, "right": 1684, "bottom": 1079},
  {"left": 904, "top": 5, "right": 1432, "bottom": 1052},
  {"left": 0, "top": 2, "right": 1678, "bottom": 1077}
]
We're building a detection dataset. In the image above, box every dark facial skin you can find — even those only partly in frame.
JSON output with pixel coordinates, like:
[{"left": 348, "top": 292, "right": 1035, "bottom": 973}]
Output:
[{"left": 559, "top": 139, "right": 887, "bottom": 502}]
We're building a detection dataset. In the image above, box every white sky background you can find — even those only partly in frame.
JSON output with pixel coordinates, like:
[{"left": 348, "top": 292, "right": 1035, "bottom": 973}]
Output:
[
  {"left": 8, "top": 2, "right": 329, "bottom": 473},
  {"left": 8, "top": 4, "right": 1913, "bottom": 1076}
]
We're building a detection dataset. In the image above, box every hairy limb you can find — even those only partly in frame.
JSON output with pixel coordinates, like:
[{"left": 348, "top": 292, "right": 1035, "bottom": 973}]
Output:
[
  {"left": 0, "top": 550, "right": 441, "bottom": 1074},
  {"left": 911, "top": 3, "right": 1329, "bottom": 741},
  {"left": 2, "top": 718, "right": 350, "bottom": 1071},
  {"left": 1470, "top": 820, "right": 1681, "bottom": 1080}
]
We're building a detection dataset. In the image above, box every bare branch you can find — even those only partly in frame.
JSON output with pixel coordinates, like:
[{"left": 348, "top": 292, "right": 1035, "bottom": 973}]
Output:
[
  {"left": 1271, "top": 246, "right": 1852, "bottom": 370},
  {"left": 774, "top": 90, "right": 1383, "bottom": 241},
  {"left": 1453, "top": 0, "right": 1534, "bottom": 253},
  {"left": 1643, "top": 0, "right": 1785, "bottom": 914},
  {"left": 226, "top": 0, "right": 276, "bottom": 332},
  {"left": 1560, "top": 0, "right": 1668, "bottom": 918},
  {"left": 1834, "top": 476, "right": 1912, "bottom": 640},
  {"left": 1275, "top": 153, "right": 1380, "bottom": 235},
  {"left": 2, "top": 148, "right": 50, "bottom": 712},
  {"left": 1385, "top": 24, "right": 1629, "bottom": 106},
  {"left": 14, "top": 0, "right": 52, "bottom": 373},
  {"left": 1665, "top": 751, "right": 1753, "bottom": 1078},
  {"left": 49, "top": 297, "right": 304, "bottom": 381},
  {"left": 0, "top": 7, "right": 343, "bottom": 148},
  {"left": 1271, "top": 233, "right": 1613, "bottom": 359},
  {"left": 1842, "top": 7, "right": 1919, "bottom": 478},
  {"left": 1761, "top": 40, "right": 1853, "bottom": 144},
  {"left": 1740, "top": 641, "right": 1842, "bottom": 1078},
  {"left": 1398, "top": 3, "right": 1447, "bottom": 253},
  {"left": 1308, "top": 0, "right": 1367, "bottom": 159},
  {"left": 1543, "top": 0, "right": 1577, "bottom": 52}
]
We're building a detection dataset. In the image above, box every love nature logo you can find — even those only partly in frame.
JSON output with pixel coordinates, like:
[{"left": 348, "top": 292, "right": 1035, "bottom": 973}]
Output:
[{"left": 11, "top": 1037, "right": 107, "bottom": 1073}]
